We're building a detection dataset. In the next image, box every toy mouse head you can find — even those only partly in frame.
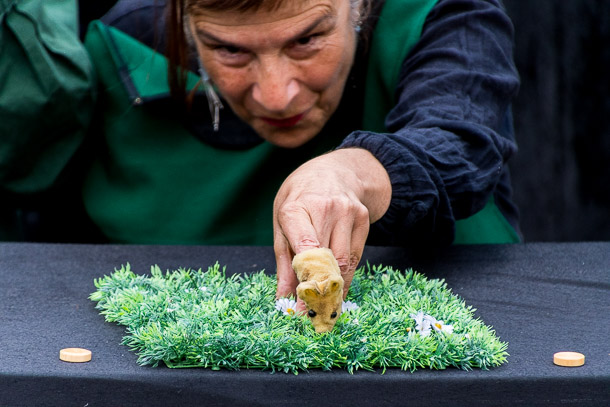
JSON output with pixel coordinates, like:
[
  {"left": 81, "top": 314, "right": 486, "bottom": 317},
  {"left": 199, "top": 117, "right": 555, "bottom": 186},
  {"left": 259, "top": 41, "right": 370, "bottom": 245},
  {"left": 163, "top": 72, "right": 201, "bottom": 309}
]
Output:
[
  {"left": 296, "top": 276, "right": 344, "bottom": 333},
  {"left": 292, "top": 248, "right": 345, "bottom": 333}
]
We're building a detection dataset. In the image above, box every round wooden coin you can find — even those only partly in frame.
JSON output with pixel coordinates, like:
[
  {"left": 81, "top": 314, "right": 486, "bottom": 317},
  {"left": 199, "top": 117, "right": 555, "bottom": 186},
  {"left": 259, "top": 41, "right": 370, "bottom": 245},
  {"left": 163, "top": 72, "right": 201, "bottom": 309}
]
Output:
[
  {"left": 59, "top": 348, "right": 92, "bottom": 363},
  {"left": 553, "top": 351, "right": 585, "bottom": 367}
]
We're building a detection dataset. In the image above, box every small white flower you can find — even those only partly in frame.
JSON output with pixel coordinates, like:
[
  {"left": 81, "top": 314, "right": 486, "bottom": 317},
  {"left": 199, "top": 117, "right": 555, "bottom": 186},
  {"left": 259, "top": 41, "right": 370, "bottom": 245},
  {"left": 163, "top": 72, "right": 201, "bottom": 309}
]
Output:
[
  {"left": 342, "top": 301, "right": 359, "bottom": 313},
  {"left": 410, "top": 312, "right": 453, "bottom": 336},
  {"left": 436, "top": 322, "right": 454, "bottom": 334},
  {"left": 410, "top": 311, "right": 432, "bottom": 337},
  {"left": 425, "top": 315, "right": 454, "bottom": 334},
  {"left": 199, "top": 286, "right": 208, "bottom": 292},
  {"left": 275, "top": 298, "right": 297, "bottom": 316},
  {"left": 410, "top": 311, "right": 424, "bottom": 327}
]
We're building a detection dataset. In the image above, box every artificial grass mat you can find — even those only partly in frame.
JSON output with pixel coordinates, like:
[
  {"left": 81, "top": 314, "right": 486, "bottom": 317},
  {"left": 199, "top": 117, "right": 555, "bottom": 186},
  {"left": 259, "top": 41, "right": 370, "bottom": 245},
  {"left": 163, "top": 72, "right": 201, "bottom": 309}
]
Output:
[{"left": 90, "top": 263, "right": 508, "bottom": 374}]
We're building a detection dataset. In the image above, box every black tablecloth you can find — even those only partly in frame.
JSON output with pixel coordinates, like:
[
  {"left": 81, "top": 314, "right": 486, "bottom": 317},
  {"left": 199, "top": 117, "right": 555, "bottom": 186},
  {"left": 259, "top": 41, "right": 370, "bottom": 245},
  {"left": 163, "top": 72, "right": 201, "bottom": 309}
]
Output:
[{"left": 1, "top": 242, "right": 608, "bottom": 406}]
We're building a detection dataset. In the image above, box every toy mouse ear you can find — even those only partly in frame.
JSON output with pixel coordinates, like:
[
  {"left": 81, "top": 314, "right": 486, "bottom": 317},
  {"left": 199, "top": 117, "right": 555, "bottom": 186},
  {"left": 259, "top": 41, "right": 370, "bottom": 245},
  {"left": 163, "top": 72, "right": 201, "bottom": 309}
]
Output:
[
  {"left": 329, "top": 276, "right": 344, "bottom": 294},
  {"left": 297, "top": 281, "right": 319, "bottom": 302}
]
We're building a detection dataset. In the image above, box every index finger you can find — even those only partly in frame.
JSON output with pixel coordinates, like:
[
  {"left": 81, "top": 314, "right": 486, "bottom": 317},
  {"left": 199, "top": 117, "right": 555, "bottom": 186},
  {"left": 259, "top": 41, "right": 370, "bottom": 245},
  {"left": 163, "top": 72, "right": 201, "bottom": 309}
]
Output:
[
  {"left": 273, "top": 203, "right": 322, "bottom": 300},
  {"left": 275, "top": 202, "right": 323, "bottom": 255},
  {"left": 274, "top": 236, "right": 299, "bottom": 299}
]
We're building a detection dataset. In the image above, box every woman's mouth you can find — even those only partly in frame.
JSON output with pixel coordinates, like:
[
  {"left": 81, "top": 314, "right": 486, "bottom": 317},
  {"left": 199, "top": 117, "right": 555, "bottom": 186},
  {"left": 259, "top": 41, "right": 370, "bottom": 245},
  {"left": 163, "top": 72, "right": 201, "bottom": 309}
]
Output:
[{"left": 261, "top": 112, "right": 306, "bottom": 128}]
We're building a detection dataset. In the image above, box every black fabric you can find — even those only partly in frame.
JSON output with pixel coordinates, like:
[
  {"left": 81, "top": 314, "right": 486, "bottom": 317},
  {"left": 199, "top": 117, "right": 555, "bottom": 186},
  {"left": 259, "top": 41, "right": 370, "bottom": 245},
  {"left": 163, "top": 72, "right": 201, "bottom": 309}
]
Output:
[
  {"left": 341, "top": 0, "right": 521, "bottom": 246},
  {"left": 0, "top": 242, "right": 608, "bottom": 406}
]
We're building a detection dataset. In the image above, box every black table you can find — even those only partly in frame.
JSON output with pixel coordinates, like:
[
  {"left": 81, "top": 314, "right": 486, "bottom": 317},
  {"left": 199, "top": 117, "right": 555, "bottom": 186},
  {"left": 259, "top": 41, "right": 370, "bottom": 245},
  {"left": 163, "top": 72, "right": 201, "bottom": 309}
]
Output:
[{"left": 1, "top": 242, "right": 608, "bottom": 406}]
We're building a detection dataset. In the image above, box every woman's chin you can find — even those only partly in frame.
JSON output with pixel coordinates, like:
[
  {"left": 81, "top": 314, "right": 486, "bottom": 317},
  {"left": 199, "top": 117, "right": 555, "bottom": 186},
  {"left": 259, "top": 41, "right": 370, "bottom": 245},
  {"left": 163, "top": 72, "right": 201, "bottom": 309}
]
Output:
[{"left": 254, "top": 120, "right": 324, "bottom": 149}]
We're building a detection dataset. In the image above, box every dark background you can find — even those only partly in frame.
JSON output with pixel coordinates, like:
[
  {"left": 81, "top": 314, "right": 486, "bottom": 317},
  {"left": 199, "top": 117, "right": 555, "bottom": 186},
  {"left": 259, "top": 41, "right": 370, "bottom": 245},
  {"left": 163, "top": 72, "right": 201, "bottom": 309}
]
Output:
[
  {"left": 503, "top": 0, "right": 610, "bottom": 242},
  {"left": 77, "top": 0, "right": 610, "bottom": 243}
]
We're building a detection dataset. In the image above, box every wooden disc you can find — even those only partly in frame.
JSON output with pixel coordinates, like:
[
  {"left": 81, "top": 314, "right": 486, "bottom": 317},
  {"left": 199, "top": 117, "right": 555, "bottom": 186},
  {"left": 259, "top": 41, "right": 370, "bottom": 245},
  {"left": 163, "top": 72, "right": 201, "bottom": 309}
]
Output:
[
  {"left": 60, "top": 348, "right": 92, "bottom": 363},
  {"left": 553, "top": 351, "right": 585, "bottom": 367}
]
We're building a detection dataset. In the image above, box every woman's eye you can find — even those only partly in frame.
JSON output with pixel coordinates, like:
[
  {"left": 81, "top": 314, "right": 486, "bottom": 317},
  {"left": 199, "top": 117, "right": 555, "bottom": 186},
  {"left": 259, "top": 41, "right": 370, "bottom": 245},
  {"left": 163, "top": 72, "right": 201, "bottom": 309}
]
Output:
[
  {"left": 292, "top": 33, "right": 321, "bottom": 49},
  {"left": 286, "top": 32, "right": 324, "bottom": 59},
  {"left": 216, "top": 45, "right": 245, "bottom": 56},
  {"left": 296, "top": 36, "right": 313, "bottom": 46},
  {"left": 211, "top": 45, "right": 251, "bottom": 66}
]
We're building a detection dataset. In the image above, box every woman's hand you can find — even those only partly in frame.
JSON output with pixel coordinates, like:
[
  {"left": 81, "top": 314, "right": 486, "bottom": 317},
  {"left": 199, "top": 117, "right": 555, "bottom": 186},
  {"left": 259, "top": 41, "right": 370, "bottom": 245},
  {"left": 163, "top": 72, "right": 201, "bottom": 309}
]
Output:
[{"left": 274, "top": 147, "right": 392, "bottom": 310}]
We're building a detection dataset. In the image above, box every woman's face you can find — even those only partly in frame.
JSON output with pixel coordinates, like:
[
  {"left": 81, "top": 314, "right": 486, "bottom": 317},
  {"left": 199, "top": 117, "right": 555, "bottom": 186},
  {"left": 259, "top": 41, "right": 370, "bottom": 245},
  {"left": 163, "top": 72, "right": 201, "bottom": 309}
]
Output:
[{"left": 189, "top": 0, "right": 358, "bottom": 148}]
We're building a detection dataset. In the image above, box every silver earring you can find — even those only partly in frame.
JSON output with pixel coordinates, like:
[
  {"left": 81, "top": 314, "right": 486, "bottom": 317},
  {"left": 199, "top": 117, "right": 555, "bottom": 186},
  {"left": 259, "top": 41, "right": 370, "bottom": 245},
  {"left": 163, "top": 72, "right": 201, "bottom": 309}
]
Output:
[
  {"left": 185, "top": 21, "right": 224, "bottom": 131},
  {"left": 197, "top": 61, "right": 224, "bottom": 132}
]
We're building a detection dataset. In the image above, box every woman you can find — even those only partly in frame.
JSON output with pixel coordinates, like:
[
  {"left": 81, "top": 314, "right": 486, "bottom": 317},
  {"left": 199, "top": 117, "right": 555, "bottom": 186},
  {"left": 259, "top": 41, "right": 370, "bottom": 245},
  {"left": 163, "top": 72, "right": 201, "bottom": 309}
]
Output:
[{"left": 83, "top": 0, "right": 520, "bottom": 305}]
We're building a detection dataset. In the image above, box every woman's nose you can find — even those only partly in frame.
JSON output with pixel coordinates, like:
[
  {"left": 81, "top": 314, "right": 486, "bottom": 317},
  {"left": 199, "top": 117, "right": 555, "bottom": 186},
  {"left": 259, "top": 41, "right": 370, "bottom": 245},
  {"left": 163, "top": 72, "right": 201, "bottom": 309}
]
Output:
[{"left": 251, "top": 57, "right": 300, "bottom": 113}]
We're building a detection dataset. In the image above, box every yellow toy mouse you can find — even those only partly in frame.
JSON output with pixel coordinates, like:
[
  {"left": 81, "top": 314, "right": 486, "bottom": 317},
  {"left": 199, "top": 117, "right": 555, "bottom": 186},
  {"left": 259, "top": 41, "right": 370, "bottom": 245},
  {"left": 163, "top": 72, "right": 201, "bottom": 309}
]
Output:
[{"left": 292, "top": 247, "right": 344, "bottom": 333}]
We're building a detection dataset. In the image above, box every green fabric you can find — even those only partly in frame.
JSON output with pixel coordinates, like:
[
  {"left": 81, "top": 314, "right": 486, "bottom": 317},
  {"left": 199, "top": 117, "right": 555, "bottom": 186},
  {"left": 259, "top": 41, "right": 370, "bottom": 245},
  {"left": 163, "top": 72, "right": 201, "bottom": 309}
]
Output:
[
  {"left": 363, "top": 0, "right": 438, "bottom": 132},
  {"left": 83, "top": 22, "right": 342, "bottom": 245},
  {"left": 0, "top": 0, "right": 96, "bottom": 193},
  {"left": 362, "top": 0, "right": 519, "bottom": 244},
  {"left": 453, "top": 196, "right": 521, "bottom": 244}
]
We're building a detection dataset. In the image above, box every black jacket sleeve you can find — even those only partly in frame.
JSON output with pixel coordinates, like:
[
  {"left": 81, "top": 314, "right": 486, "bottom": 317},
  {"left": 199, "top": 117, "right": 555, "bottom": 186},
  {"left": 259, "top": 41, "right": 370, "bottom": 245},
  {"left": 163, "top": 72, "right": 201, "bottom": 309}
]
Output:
[{"left": 339, "top": 0, "right": 520, "bottom": 247}]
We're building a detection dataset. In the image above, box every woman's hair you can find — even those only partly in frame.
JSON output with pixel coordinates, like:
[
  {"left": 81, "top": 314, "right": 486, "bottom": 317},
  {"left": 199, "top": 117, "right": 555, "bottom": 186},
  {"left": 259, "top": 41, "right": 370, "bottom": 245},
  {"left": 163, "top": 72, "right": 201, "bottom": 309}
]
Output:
[
  {"left": 183, "top": 0, "right": 298, "bottom": 13},
  {"left": 166, "top": 0, "right": 372, "bottom": 103}
]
